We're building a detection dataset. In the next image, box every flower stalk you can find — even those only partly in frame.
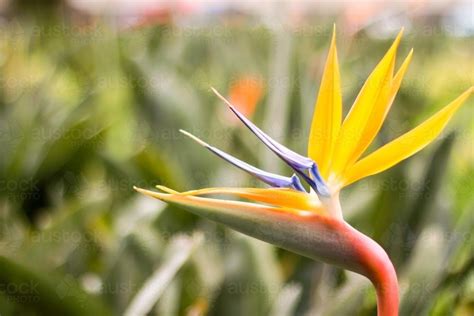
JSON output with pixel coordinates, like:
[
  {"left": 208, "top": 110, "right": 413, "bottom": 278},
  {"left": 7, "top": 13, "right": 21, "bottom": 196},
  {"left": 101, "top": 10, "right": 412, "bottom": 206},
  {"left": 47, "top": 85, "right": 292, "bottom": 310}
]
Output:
[{"left": 348, "top": 224, "right": 399, "bottom": 316}]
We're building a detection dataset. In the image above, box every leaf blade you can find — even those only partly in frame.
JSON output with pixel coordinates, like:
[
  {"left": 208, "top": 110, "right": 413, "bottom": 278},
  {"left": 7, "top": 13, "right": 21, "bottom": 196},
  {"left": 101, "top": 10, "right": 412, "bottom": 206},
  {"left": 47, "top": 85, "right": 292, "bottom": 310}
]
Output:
[{"left": 124, "top": 234, "right": 202, "bottom": 316}]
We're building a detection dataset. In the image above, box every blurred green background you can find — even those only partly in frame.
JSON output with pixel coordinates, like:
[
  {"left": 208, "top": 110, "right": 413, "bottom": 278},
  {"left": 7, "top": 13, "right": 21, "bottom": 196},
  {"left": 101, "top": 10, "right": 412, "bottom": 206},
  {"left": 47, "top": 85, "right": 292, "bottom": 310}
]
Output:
[{"left": 0, "top": 1, "right": 473, "bottom": 315}]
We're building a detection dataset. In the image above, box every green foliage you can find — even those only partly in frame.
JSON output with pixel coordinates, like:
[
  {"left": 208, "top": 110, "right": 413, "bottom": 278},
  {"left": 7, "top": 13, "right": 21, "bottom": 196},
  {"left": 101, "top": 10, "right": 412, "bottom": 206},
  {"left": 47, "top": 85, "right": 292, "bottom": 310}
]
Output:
[{"left": 0, "top": 13, "right": 472, "bottom": 316}]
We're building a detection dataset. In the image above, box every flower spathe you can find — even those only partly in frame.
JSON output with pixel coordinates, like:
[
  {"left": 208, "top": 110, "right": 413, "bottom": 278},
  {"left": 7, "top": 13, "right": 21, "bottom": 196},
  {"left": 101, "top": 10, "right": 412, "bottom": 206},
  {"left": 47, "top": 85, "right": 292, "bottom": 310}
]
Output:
[{"left": 135, "top": 28, "right": 472, "bottom": 316}]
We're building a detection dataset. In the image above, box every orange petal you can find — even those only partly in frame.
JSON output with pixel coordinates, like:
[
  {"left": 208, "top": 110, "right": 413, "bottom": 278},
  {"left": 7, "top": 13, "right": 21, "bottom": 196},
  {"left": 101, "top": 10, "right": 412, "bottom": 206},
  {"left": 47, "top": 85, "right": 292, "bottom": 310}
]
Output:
[
  {"left": 342, "top": 87, "right": 473, "bottom": 186},
  {"left": 174, "top": 186, "right": 324, "bottom": 214},
  {"left": 308, "top": 26, "right": 342, "bottom": 179},
  {"left": 136, "top": 186, "right": 313, "bottom": 218}
]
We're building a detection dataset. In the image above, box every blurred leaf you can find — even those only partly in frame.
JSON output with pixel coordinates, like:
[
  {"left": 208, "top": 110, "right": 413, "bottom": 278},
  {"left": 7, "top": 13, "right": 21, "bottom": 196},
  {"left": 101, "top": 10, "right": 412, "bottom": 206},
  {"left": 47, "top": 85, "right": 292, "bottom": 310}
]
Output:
[
  {"left": 0, "top": 255, "right": 111, "bottom": 315},
  {"left": 125, "top": 233, "right": 203, "bottom": 316},
  {"left": 269, "top": 283, "right": 302, "bottom": 316},
  {"left": 398, "top": 133, "right": 456, "bottom": 265}
]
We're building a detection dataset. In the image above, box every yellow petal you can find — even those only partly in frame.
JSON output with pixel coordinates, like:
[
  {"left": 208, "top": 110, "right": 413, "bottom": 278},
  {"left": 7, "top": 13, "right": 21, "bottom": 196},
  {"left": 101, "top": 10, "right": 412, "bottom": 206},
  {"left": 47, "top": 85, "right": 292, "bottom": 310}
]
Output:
[
  {"left": 341, "top": 49, "right": 413, "bottom": 172},
  {"left": 390, "top": 49, "right": 413, "bottom": 102},
  {"left": 156, "top": 185, "right": 179, "bottom": 194},
  {"left": 176, "top": 186, "right": 323, "bottom": 213},
  {"left": 329, "top": 30, "right": 403, "bottom": 181},
  {"left": 342, "top": 87, "right": 473, "bottom": 186},
  {"left": 308, "top": 26, "right": 342, "bottom": 179}
]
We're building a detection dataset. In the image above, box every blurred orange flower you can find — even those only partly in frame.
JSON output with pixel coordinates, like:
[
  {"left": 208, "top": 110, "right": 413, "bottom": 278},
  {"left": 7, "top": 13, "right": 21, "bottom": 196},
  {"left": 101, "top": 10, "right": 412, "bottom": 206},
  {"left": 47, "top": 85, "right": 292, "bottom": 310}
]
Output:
[{"left": 228, "top": 76, "right": 264, "bottom": 118}]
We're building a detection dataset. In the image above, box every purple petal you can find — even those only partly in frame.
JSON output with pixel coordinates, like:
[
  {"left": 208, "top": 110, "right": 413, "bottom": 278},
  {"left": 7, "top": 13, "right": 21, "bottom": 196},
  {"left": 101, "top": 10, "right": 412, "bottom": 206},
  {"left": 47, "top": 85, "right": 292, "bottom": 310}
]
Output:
[
  {"left": 212, "top": 88, "right": 314, "bottom": 170},
  {"left": 212, "top": 88, "right": 329, "bottom": 196},
  {"left": 180, "top": 130, "right": 305, "bottom": 191}
]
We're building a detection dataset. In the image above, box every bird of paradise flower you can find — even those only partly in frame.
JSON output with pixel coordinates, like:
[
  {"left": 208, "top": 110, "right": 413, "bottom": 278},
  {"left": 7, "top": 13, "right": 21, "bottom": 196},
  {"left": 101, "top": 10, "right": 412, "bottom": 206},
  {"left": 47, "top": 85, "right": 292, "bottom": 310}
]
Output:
[{"left": 135, "top": 29, "right": 472, "bottom": 316}]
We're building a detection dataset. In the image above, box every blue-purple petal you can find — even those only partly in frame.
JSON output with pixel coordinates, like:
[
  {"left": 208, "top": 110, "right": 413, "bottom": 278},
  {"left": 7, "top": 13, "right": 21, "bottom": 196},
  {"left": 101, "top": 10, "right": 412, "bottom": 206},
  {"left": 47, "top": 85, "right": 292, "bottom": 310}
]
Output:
[
  {"left": 229, "top": 102, "right": 314, "bottom": 170},
  {"left": 180, "top": 130, "right": 305, "bottom": 191},
  {"left": 212, "top": 89, "right": 329, "bottom": 196}
]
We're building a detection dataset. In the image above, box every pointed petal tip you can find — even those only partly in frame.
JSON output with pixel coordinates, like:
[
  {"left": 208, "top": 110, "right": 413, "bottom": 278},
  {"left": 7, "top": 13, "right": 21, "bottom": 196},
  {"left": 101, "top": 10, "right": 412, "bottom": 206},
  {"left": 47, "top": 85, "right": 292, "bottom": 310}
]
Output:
[
  {"left": 453, "top": 86, "right": 473, "bottom": 103},
  {"left": 396, "top": 27, "right": 404, "bottom": 39},
  {"left": 135, "top": 186, "right": 171, "bottom": 201},
  {"left": 180, "top": 129, "right": 208, "bottom": 147},
  {"left": 134, "top": 186, "right": 154, "bottom": 196},
  {"left": 210, "top": 86, "right": 219, "bottom": 95},
  {"left": 211, "top": 87, "right": 234, "bottom": 109},
  {"left": 383, "top": 29, "right": 404, "bottom": 60},
  {"left": 156, "top": 185, "right": 179, "bottom": 194},
  {"left": 328, "top": 24, "right": 337, "bottom": 52},
  {"left": 459, "top": 86, "right": 474, "bottom": 104},
  {"left": 398, "top": 48, "right": 413, "bottom": 71},
  {"left": 393, "top": 49, "right": 413, "bottom": 81},
  {"left": 403, "top": 48, "right": 414, "bottom": 66},
  {"left": 390, "top": 28, "right": 404, "bottom": 51}
]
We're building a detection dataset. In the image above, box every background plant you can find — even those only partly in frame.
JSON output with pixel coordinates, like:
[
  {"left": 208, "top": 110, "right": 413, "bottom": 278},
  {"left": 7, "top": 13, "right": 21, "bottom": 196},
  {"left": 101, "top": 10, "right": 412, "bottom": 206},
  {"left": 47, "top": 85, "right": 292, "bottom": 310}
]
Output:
[{"left": 0, "top": 2, "right": 473, "bottom": 315}]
